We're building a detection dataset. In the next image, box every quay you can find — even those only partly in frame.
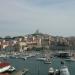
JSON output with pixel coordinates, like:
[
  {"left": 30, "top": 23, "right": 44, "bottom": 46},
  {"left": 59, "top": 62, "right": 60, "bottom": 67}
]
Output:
[{"left": 12, "top": 68, "right": 28, "bottom": 75}]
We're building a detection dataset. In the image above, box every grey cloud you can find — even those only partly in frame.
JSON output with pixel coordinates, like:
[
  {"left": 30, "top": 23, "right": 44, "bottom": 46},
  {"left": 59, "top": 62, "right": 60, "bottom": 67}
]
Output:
[{"left": 0, "top": 0, "right": 75, "bottom": 36}]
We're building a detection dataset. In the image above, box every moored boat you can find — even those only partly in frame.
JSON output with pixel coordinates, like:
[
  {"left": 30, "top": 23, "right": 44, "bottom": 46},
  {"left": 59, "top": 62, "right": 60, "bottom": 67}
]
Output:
[
  {"left": 64, "top": 57, "right": 75, "bottom": 62},
  {"left": 0, "top": 62, "right": 11, "bottom": 73},
  {"left": 37, "top": 57, "right": 46, "bottom": 61},
  {"left": 0, "top": 61, "right": 16, "bottom": 73},
  {"left": 7, "top": 66, "right": 16, "bottom": 72},
  {"left": 54, "top": 51, "right": 71, "bottom": 58},
  {"left": 48, "top": 67, "right": 54, "bottom": 75},
  {"left": 44, "top": 58, "right": 51, "bottom": 64},
  {"left": 60, "top": 66, "right": 70, "bottom": 75}
]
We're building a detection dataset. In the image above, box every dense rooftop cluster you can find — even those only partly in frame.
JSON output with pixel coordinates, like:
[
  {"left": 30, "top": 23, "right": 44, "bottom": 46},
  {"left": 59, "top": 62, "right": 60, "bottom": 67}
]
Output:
[{"left": 0, "top": 32, "right": 75, "bottom": 52}]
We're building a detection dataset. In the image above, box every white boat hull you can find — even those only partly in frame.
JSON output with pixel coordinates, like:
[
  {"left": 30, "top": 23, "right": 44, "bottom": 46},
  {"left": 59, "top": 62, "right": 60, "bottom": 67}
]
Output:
[
  {"left": 60, "top": 66, "right": 70, "bottom": 75},
  {"left": 7, "top": 66, "right": 16, "bottom": 72},
  {"left": 48, "top": 67, "right": 54, "bottom": 75},
  {"left": 37, "top": 58, "right": 46, "bottom": 61},
  {"left": 0, "top": 65, "right": 11, "bottom": 73}
]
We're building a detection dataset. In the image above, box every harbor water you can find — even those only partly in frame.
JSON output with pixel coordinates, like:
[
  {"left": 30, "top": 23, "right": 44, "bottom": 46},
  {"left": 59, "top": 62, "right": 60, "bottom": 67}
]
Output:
[{"left": 0, "top": 52, "right": 75, "bottom": 75}]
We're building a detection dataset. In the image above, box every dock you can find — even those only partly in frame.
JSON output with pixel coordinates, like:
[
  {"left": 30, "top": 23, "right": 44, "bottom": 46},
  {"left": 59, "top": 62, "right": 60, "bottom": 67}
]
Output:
[{"left": 12, "top": 68, "right": 28, "bottom": 75}]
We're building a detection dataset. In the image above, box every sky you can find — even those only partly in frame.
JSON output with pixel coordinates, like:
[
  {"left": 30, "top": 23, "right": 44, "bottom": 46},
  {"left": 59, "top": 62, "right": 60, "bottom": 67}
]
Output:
[{"left": 0, "top": 0, "right": 75, "bottom": 37}]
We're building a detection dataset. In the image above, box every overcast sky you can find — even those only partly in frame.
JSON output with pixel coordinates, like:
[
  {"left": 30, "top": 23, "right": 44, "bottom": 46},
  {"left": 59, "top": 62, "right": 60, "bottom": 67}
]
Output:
[{"left": 0, "top": 0, "right": 75, "bottom": 37}]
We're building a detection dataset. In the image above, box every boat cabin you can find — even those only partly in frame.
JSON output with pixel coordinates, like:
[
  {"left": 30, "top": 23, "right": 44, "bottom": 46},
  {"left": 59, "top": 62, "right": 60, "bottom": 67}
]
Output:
[{"left": 54, "top": 51, "right": 71, "bottom": 58}]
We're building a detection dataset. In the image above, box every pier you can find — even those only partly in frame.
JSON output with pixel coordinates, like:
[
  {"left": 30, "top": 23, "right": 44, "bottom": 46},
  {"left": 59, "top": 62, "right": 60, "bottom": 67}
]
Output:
[{"left": 12, "top": 68, "right": 28, "bottom": 75}]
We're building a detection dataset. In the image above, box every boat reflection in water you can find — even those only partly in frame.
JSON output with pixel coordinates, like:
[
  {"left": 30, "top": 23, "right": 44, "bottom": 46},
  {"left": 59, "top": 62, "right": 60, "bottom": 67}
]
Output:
[{"left": 55, "top": 69, "right": 60, "bottom": 75}]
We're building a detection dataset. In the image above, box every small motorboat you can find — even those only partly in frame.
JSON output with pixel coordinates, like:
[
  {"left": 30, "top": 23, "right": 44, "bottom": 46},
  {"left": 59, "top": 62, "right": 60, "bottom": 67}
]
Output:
[
  {"left": 60, "top": 66, "right": 70, "bottom": 75},
  {"left": 7, "top": 66, "right": 16, "bottom": 72},
  {"left": 44, "top": 61, "right": 51, "bottom": 64},
  {"left": 44, "top": 59, "right": 51, "bottom": 64},
  {"left": 0, "top": 62, "right": 11, "bottom": 73},
  {"left": 37, "top": 57, "right": 46, "bottom": 61},
  {"left": 64, "top": 57, "right": 75, "bottom": 62},
  {"left": 48, "top": 67, "right": 54, "bottom": 75}
]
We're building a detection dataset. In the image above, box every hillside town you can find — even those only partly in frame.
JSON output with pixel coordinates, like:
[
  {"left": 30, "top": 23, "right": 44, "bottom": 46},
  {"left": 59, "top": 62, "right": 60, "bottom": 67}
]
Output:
[{"left": 0, "top": 30, "right": 75, "bottom": 52}]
